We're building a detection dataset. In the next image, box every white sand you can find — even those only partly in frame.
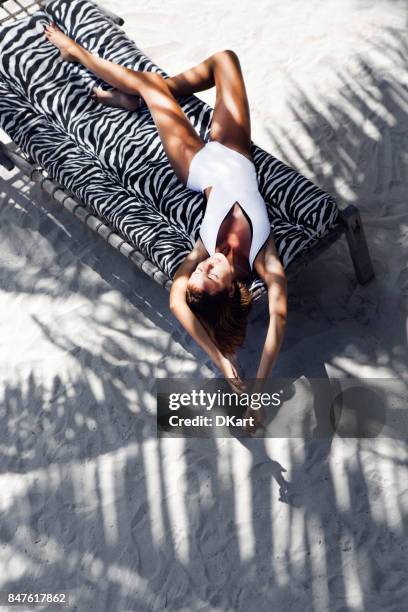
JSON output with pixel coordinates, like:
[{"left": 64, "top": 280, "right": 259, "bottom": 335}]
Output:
[{"left": 1, "top": 0, "right": 408, "bottom": 610}]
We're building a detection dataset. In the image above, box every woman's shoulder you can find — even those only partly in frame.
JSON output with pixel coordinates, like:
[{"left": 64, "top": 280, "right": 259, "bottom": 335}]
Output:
[
  {"left": 174, "top": 238, "right": 209, "bottom": 279},
  {"left": 253, "top": 232, "right": 286, "bottom": 281}
]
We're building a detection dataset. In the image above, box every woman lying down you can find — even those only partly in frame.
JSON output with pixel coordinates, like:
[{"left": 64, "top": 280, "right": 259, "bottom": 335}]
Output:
[{"left": 44, "top": 22, "right": 288, "bottom": 434}]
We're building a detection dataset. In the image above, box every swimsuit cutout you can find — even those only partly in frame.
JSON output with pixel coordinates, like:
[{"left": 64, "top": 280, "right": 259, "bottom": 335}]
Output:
[{"left": 186, "top": 140, "right": 270, "bottom": 270}]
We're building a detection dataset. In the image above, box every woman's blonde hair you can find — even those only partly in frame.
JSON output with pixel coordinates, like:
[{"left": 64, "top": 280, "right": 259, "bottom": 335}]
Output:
[{"left": 186, "top": 280, "right": 253, "bottom": 357}]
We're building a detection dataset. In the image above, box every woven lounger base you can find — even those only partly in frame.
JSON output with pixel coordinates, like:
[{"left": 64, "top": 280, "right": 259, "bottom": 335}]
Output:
[{"left": 0, "top": 142, "right": 375, "bottom": 301}]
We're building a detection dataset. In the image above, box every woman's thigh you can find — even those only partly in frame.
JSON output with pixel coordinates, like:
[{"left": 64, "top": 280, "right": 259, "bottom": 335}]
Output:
[
  {"left": 209, "top": 50, "right": 252, "bottom": 160},
  {"left": 140, "top": 73, "right": 205, "bottom": 185}
]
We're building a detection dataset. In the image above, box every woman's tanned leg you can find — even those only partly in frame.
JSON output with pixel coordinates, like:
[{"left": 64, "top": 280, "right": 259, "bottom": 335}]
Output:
[
  {"left": 165, "top": 56, "right": 216, "bottom": 97},
  {"left": 44, "top": 22, "right": 156, "bottom": 96},
  {"left": 165, "top": 50, "right": 253, "bottom": 160},
  {"left": 44, "top": 24, "right": 221, "bottom": 114},
  {"left": 43, "top": 22, "right": 205, "bottom": 184},
  {"left": 209, "top": 50, "right": 252, "bottom": 159},
  {"left": 89, "top": 55, "right": 217, "bottom": 111},
  {"left": 44, "top": 23, "right": 215, "bottom": 99},
  {"left": 92, "top": 54, "right": 218, "bottom": 110},
  {"left": 90, "top": 55, "right": 217, "bottom": 111}
]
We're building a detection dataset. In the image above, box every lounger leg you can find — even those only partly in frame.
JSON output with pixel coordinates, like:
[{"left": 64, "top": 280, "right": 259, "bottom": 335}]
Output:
[
  {"left": 339, "top": 204, "right": 375, "bottom": 285},
  {"left": 89, "top": 1, "right": 125, "bottom": 26},
  {"left": 0, "top": 143, "right": 15, "bottom": 171}
]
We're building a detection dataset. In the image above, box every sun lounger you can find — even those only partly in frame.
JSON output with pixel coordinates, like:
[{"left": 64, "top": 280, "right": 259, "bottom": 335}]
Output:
[{"left": 0, "top": 0, "right": 374, "bottom": 301}]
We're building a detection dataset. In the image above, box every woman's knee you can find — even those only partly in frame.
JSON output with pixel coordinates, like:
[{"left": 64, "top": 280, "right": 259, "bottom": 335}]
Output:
[
  {"left": 137, "top": 71, "right": 166, "bottom": 92},
  {"left": 138, "top": 72, "right": 174, "bottom": 103},
  {"left": 214, "top": 49, "right": 240, "bottom": 66}
]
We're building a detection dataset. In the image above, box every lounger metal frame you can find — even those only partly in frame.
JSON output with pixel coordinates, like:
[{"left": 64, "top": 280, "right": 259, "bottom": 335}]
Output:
[{"left": 0, "top": 0, "right": 375, "bottom": 301}]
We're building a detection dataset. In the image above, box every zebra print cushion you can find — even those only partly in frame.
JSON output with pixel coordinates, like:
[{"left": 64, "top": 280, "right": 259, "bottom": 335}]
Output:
[{"left": 0, "top": 0, "right": 339, "bottom": 293}]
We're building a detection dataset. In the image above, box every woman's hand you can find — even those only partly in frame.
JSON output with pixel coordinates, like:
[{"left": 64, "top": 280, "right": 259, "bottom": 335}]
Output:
[
  {"left": 219, "top": 355, "right": 246, "bottom": 393},
  {"left": 219, "top": 362, "right": 266, "bottom": 434},
  {"left": 243, "top": 405, "right": 266, "bottom": 435}
]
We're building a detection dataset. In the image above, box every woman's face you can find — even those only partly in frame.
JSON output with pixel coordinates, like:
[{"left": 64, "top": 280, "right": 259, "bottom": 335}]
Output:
[{"left": 187, "top": 253, "right": 234, "bottom": 296}]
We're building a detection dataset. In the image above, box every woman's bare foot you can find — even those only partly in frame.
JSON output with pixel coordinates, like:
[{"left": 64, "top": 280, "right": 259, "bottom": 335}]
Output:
[
  {"left": 91, "top": 86, "right": 142, "bottom": 111},
  {"left": 43, "top": 22, "right": 78, "bottom": 62}
]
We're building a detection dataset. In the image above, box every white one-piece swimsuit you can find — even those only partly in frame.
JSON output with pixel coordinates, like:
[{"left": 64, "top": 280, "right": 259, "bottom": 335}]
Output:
[{"left": 186, "top": 140, "right": 271, "bottom": 270}]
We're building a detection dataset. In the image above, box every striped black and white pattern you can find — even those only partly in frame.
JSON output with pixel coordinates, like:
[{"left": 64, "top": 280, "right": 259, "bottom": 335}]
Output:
[{"left": 0, "top": 0, "right": 339, "bottom": 292}]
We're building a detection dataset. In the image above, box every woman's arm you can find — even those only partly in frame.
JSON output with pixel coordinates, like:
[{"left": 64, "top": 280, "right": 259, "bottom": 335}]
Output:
[
  {"left": 169, "top": 240, "right": 239, "bottom": 378},
  {"left": 254, "top": 233, "right": 288, "bottom": 381}
]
